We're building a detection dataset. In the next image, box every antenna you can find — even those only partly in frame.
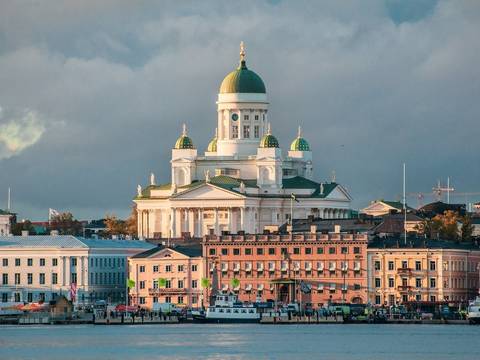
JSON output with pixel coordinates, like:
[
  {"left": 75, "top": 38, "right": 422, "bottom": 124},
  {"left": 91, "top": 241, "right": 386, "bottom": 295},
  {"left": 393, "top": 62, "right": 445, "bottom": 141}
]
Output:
[
  {"left": 403, "top": 163, "right": 407, "bottom": 245},
  {"left": 7, "top": 187, "right": 11, "bottom": 212}
]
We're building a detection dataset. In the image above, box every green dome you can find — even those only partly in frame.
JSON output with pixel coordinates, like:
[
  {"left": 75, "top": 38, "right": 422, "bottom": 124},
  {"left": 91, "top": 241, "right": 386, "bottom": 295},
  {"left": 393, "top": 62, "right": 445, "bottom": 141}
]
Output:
[
  {"left": 220, "top": 61, "right": 266, "bottom": 94},
  {"left": 174, "top": 135, "right": 194, "bottom": 149},
  {"left": 290, "top": 137, "right": 310, "bottom": 151},
  {"left": 259, "top": 134, "right": 279, "bottom": 148},
  {"left": 174, "top": 125, "right": 194, "bottom": 149},
  {"left": 207, "top": 136, "right": 217, "bottom": 152}
]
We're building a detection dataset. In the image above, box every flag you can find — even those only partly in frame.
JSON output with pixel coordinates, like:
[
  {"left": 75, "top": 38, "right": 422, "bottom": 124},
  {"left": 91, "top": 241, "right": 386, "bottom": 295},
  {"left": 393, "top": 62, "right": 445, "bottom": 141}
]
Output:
[
  {"left": 48, "top": 208, "right": 60, "bottom": 221},
  {"left": 69, "top": 282, "right": 77, "bottom": 301},
  {"left": 291, "top": 193, "right": 299, "bottom": 203},
  {"left": 127, "top": 279, "right": 135, "bottom": 289}
]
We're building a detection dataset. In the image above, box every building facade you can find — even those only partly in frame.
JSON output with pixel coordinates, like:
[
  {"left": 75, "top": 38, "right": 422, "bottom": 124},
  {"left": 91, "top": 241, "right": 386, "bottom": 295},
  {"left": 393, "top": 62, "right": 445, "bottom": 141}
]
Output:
[
  {"left": 134, "top": 43, "right": 352, "bottom": 239},
  {"left": 128, "top": 245, "right": 204, "bottom": 309},
  {"left": 203, "top": 232, "right": 368, "bottom": 307},
  {"left": 367, "top": 239, "right": 480, "bottom": 305},
  {"left": 0, "top": 236, "right": 153, "bottom": 304},
  {"left": 0, "top": 210, "right": 15, "bottom": 236}
]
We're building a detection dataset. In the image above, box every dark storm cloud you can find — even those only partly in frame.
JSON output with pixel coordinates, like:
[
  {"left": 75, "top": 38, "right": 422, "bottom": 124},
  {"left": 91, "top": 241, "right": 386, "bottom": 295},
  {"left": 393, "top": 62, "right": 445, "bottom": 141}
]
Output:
[{"left": 0, "top": 0, "right": 479, "bottom": 219}]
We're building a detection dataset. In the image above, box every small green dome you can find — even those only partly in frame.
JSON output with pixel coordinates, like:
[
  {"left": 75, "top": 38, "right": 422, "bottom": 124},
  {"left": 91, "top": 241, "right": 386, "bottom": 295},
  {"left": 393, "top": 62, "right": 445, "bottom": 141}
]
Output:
[
  {"left": 207, "top": 136, "right": 217, "bottom": 152},
  {"left": 259, "top": 134, "right": 279, "bottom": 148},
  {"left": 174, "top": 124, "right": 194, "bottom": 149},
  {"left": 219, "top": 43, "right": 265, "bottom": 94},
  {"left": 174, "top": 135, "right": 194, "bottom": 149},
  {"left": 290, "top": 137, "right": 310, "bottom": 151},
  {"left": 290, "top": 127, "right": 310, "bottom": 151}
]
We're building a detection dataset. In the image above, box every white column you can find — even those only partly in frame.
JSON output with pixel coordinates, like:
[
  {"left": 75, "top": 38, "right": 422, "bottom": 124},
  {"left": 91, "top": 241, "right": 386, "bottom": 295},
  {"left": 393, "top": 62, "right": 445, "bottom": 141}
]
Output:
[
  {"left": 62, "top": 256, "right": 66, "bottom": 286},
  {"left": 240, "top": 207, "right": 245, "bottom": 232},
  {"left": 176, "top": 208, "right": 182, "bottom": 237},
  {"left": 137, "top": 210, "right": 143, "bottom": 238},
  {"left": 228, "top": 208, "right": 233, "bottom": 233},
  {"left": 214, "top": 208, "right": 219, "bottom": 235},
  {"left": 188, "top": 210, "right": 195, "bottom": 237},
  {"left": 185, "top": 208, "right": 189, "bottom": 234},
  {"left": 81, "top": 256, "right": 85, "bottom": 286},
  {"left": 198, "top": 209, "right": 204, "bottom": 237},
  {"left": 170, "top": 208, "right": 176, "bottom": 238},
  {"left": 65, "top": 257, "right": 71, "bottom": 286}
]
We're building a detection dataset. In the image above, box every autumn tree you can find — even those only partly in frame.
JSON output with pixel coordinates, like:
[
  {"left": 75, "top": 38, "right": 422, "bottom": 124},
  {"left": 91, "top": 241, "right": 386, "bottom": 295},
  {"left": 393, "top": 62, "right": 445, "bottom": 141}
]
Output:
[
  {"left": 125, "top": 205, "right": 138, "bottom": 238},
  {"left": 104, "top": 214, "right": 127, "bottom": 237},
  {"left": 49, "top": 212, "right": 83, "bottom": 236}
]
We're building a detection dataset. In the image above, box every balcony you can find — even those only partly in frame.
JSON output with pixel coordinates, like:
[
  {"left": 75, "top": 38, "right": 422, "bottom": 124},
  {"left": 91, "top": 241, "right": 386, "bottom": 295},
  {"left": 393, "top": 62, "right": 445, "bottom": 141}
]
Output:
[
  {"left": 148, "top": 288, "right": 187, "bottom": 295},
  {"left": 397, "top": 286, "right": 413, "bottom": 292},
  {"left": 397, "top": 268, "right": 412, "bottom": 275}
]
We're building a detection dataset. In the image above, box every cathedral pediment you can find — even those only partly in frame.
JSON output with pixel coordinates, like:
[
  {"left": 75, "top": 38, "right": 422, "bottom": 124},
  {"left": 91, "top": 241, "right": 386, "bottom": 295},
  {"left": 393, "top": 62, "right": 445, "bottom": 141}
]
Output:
[
  {"left": 324, "top": 185, "right": 352, "bottom": 201},
  {"left": 172, "top": 183, "right": 245, "bottom": 200}
]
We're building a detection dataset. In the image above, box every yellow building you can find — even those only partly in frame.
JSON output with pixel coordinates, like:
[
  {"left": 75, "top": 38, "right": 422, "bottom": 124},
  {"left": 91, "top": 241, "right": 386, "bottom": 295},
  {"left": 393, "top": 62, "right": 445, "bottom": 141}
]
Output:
[
  {"left": 128, "top": 245, "right": 204, "bottom": 309},
  {"left": 368, "top": 238, "right": 480, "bottom": 305}
]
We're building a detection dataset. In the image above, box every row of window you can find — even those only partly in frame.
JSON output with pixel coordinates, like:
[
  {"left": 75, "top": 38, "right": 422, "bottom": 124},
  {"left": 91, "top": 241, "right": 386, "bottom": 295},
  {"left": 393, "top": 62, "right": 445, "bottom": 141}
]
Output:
[
  {"left": 139, "top": 279, "right": 198, "bottom": 290},
  {"left": 374, "top": 277, "right": 437, "bottom": 288},
  {"left": 374, "top": 260, "right": 436, "bottom": 271},
  {"left": 231, "top": 125, "right": 260, "bottom": 139},
  {"left": 90, "top": 257, "right": 125, "bottom": 269},
  {"left": 374, "top": 294, "right": 438, "bottom": 305},
  {"left": 89, "top": 272, "right": 125, "bottom": 286},
  {"left": 2, "top": 272, "right": 61, "bottom": 285},
  {"left": 2, "top": 258, "right": 59, "bottom": 267},
  {"left": 210, "top": 246, "right": 362, "bottom": 257},
  {"left": 214, "top": 260, "right": 362, "bottom": 272},
  {"left": 140, "top": 264, "right": 198, "bottom": 273},
  {"left": 139, "top": 295, "right": 198, "bottom": 305}
]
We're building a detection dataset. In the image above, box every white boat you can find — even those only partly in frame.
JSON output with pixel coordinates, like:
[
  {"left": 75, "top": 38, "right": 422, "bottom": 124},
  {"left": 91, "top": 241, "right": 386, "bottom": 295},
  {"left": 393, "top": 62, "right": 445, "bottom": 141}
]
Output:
[
  {"left": 467, "top": 296, "right": 480, "bottom": 324},
  {"left": 193, "top": 292, "right": 260, "bottom": 323}
]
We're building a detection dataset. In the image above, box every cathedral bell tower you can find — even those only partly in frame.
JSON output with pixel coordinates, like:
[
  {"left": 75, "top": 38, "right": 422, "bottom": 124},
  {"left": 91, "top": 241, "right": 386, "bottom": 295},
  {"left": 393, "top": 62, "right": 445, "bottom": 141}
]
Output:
[{"left": 216, "top": 42, "right": 269, "bottom": 157}]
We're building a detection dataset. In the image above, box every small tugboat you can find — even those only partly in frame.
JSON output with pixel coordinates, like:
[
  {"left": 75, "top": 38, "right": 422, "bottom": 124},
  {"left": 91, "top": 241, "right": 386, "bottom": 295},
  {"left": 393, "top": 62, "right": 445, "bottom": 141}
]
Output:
[
  {"left": 192, "top": 292, "right": 260, "bottom": 323},
  {"left": 467, "top": 296, "right": 480, "bottom": 324}
]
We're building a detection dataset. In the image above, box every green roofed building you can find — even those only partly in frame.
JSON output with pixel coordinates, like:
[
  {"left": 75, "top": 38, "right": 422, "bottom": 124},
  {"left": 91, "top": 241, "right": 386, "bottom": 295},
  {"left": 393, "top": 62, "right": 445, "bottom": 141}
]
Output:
[{"left": 134, "top": 42, "right": 353, "bottom": 239}]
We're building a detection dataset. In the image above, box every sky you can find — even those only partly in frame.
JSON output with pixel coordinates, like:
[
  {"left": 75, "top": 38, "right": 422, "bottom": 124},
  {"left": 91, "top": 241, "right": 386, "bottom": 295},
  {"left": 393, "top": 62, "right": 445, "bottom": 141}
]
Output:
[{"left": 0, "top": 0, "right": 479, "bottom": 220}]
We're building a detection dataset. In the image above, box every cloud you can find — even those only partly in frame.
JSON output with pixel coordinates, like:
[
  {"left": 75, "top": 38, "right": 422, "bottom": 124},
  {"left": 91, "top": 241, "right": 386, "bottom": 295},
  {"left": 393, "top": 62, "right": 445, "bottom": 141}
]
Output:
[
  {"left": 0, "top": 1, "right": 478, "bottom": 219},
  {"left": 0, "top": 108, "right": 46, "bottom": 160}
]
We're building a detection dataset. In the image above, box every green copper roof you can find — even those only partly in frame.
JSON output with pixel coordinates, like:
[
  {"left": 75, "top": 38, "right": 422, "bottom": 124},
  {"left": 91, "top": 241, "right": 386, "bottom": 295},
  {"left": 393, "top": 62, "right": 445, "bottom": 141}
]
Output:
[
  {"left": 259, "top": 133, "right": 279, "bottom": 148},
  {"left": 174, "top": 135, "right": 194, "bottom": 149},
  {"left": 290, "top": 137, "right": 310, "bottom": 151},
  {"left": 219, "top": 60, "right": 266, "bottom": 94},
  {"left": 207, "top": 136, "right": 217, "bottom": 152}
]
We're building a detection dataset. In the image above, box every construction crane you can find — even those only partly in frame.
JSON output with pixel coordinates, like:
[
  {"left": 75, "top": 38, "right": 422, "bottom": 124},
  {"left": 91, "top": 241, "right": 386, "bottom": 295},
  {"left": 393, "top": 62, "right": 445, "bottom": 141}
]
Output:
[{"left": 402, "top": 179, "right": 480, "bottom": 209}]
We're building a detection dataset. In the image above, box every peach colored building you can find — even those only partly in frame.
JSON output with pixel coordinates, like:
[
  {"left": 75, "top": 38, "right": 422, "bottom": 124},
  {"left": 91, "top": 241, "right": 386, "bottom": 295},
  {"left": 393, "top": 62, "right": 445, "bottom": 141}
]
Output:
[
  {"left": 368, "top": 238, "right": 480, "bottom": 305},
  {"left": 203, "top": 232, "right": 368, "bottom": 307},
  {"left": 128, "top": 245, "right": 204, "bottom": 309}
]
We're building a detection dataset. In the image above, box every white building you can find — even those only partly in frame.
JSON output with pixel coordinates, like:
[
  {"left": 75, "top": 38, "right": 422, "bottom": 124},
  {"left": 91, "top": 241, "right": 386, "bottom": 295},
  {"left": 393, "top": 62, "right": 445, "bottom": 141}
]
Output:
[
  {"left": 0, "top": 235, "right": 154, "bottom": 304},
  {"left": 0, "top": 209, "right": 15, "bottom": 236},
  {"left": 135, "top": 43, "right": 352, "bottom": 239}
]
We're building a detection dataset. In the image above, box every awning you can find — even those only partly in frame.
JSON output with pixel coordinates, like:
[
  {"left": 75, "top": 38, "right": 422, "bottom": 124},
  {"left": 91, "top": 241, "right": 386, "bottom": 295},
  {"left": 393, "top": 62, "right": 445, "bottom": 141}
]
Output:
[
  {"left": 222, "top": 284, "right": 229, "bottom": 291},
  {"left": 317, "top": 284, "right": 324, "bottom": 291},
  {"left": 317, "top": 262, "right": 324, "bottom": 271},
  {"left": 233, "top": 263, "right": 240, "bottom": 271},
  {"left": 257, "top": 284, "right": 264, "bottom": 291},
  {"left": 245, "top": 284, "right": 252, "bottom": 291},
  {"left": 305, "top": 262, "right": 312, "bottom": 271},
  {"left": 221, "top": 263, "right": 228, "bottom": 271},
  {"left": 270, "top": 278, "right": 296, "bottom": 285},
  {"left": 245, "top": 263, "right": 252, "bottom": 271},
  {"left": 257, "top": 262, "right": 264, "bottom": 271}
]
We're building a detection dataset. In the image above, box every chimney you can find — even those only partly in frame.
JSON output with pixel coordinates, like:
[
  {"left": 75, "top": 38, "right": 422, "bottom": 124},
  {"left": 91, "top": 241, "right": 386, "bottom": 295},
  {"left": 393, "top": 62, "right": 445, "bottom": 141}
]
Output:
[
  {"left": 50, "top": 230, "right": 59, "bottom": 236},
  {"left": 334, "top": 224, "right": 341, "bottom": 234},
  {"left": 21, "top": 230, "right": 29, "bottom": 237},
  {"left": 310, "top": 225, "right": 317, "bottom": 234}
]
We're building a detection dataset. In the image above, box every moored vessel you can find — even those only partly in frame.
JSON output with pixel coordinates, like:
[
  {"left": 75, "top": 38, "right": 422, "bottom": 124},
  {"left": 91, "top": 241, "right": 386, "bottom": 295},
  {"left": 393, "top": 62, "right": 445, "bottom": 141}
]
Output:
[{"left": 192, "top": 292, "right": 260, "bottom": 323}]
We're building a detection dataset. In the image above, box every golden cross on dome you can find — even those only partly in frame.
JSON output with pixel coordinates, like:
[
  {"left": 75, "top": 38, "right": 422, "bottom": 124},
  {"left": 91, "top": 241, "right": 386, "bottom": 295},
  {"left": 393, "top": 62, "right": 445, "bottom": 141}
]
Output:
[
  {"left": 182, "top": 123, "right": 187, "bottom": 136},
  {"left": 240, "top": 41, "right": 246, "bottom": 62}
]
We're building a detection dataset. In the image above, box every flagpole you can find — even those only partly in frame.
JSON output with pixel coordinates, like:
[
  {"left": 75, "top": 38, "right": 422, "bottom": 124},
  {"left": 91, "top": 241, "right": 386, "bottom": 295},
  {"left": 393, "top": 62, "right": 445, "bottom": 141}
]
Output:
[{"left": 403, "top": 163, "right": 407, "bottom": 245}]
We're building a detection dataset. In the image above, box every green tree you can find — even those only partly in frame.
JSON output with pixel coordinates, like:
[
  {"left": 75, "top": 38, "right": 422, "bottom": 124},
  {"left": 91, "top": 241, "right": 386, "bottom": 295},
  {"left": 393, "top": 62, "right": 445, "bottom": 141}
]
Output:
[
  {"left": 460, "top": 215, "right": 475, "bottom": 242},
  {"left": 11, "top": 220, "right": 36, "bottom": 235},
  {"left": 49, "top": 212, "right": 83, "bottom": 236}
]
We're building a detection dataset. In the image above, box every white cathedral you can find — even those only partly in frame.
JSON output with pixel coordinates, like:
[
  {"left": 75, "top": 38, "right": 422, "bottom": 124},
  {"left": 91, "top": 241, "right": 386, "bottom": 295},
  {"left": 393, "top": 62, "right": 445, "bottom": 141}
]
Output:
[{"left": 134, "top": 43, "right": 352, "bottom": 239}]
